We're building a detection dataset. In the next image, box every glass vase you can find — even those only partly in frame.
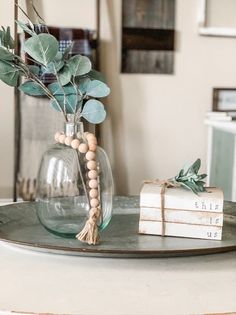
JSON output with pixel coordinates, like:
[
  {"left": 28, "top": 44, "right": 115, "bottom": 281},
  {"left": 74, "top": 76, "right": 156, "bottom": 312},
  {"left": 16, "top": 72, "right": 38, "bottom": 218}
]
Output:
[{"left": 36, "top": 119, "right": 114, "bottom": 238}]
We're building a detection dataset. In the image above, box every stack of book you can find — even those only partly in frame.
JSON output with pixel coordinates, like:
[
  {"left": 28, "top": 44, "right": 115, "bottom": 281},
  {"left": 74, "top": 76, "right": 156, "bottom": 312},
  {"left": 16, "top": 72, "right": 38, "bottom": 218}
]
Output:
[{"left": 139, "top": 184, "right": 224, "bottom": 240}]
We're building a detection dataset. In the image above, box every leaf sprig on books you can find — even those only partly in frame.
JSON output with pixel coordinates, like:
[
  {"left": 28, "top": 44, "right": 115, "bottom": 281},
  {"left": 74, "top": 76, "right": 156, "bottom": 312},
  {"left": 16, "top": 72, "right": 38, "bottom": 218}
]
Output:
[{"left": 170, "top": 158, "right": 207, "bottom": 195}]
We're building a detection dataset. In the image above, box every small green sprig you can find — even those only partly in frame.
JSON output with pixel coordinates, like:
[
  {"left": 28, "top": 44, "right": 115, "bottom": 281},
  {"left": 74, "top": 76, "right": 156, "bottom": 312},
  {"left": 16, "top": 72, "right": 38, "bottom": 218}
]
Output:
[{"left": 169, "top": 159, "right": 207, "bottom": 195}]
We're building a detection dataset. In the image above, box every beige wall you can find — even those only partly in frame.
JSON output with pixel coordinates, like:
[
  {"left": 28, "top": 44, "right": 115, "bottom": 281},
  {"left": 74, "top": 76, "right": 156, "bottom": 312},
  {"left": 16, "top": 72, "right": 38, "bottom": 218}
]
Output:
[{"left": 1, "top": 0, "right": 236, "bottom": 197}]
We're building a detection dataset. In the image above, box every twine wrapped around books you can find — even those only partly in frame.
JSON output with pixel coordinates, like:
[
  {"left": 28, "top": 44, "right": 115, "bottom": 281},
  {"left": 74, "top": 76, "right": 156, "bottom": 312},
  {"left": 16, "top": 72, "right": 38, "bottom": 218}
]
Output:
[{"left": 143, "top": 179, "right": 180, "bottom": 236}]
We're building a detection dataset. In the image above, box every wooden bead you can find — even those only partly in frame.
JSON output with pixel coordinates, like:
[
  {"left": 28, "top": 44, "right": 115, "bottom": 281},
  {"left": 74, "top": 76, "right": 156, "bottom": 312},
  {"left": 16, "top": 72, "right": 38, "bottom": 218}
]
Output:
[
  {"left": 54, "top": 132, "right": 61, "bottom": 142},
  {"left": 65, "top": 136, "right": 72, "bottom": 146},
  {"left": 59, "top": 134, "right": 66, "bottom": 144},
  {"left": 87, "top": 134, "right": 97, "bottom": 144},
  {"left": 89, "top": 188, "right": 98, "bottom": 198},
  {"left": 85, "top": 151, "right": 96, "bottom": 161},
  {"left": 90, "top": 198, "right": 99, "bottom": 208},
  {"left": 84, "top": 132, "right": 90, "bottom": 137},
  {"left": 79, "top": 143, "right": 89, "bottom": 153},
  {"left": 71, "top": 139, "right": 80, "bottom": 149},
  {"left": 88, "top": 170, "right": 98, "bottom": 179},
  {"left": 89, "top": 179, "right": 98, "bottom": 189},
  {"left": 87, "top": 160, "right": 97, "bottom": 170},
  {"left": 88, "top": 143, "right": 97, "bottom": 152}
]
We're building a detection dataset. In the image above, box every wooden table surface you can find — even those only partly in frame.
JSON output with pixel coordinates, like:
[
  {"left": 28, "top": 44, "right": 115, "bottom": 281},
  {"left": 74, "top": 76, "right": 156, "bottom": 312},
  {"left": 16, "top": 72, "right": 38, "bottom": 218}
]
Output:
[
  {"left": 0, "top": 242, "right": 236, "bottom": 315},
  {"left": 0, "top": 201, "right": 236, "bottom": 315}
]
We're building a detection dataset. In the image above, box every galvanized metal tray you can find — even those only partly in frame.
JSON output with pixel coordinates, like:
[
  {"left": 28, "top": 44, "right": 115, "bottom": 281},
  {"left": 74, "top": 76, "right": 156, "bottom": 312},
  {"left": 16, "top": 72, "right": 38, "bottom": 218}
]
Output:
[{"left": 0, "top": 196, "right": 236, "bottom": 258}]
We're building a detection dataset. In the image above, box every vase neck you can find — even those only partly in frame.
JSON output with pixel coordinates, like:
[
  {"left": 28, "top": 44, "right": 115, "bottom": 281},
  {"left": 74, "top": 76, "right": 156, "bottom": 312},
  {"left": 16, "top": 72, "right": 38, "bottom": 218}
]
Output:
[{"left": 64, "top": 121, "right": 84, "bottom": 138}]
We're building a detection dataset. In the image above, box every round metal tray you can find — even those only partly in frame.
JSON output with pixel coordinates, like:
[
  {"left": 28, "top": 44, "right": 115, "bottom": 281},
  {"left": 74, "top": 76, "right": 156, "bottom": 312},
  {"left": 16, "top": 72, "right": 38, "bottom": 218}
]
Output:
[{"left": 0, "top": 196, "right": 236, "bottom": 258}]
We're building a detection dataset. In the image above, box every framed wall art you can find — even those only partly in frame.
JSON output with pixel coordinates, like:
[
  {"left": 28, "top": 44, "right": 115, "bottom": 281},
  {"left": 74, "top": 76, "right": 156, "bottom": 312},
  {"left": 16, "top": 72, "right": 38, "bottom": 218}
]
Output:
[
  {"left": 121, "top": 0, "right": 176, "bottom": 74},
  {"left": 213, "top": 88, "right": 236, "bottom": 112}
]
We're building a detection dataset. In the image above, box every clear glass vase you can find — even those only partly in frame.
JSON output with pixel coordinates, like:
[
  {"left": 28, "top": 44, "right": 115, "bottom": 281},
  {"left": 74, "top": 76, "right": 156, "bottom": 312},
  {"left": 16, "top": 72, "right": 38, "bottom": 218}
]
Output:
[{"left": 36, "top": 119, "right": 114, "bottom": 238}]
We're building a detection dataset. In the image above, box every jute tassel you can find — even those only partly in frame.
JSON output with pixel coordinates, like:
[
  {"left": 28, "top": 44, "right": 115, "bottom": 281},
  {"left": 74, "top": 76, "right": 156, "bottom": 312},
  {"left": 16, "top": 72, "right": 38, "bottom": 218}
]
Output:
[{"left": 76, "top": 207, "right": 101, "bottom": 245}]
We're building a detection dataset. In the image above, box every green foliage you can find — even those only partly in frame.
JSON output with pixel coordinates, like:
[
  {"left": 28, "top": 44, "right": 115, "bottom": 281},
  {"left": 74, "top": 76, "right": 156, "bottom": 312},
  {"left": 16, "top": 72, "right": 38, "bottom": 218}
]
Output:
[
  {"left": 0, "top": 60, "right": 21, "bottom": 86},
  {"left": 48, "top": 82, "right": 77, "bottom": 95},
  {"left": 18, "top": 81, "right": 46, "bottom": 96},
  {"left": 88, "top": 69, "right": 107, "bottom": 83},
  {"left": 0, "top": 12, "right": 110, "bottom": 124},
  {"left": 0, "top": 47, "right": 16, "bottom": 61},
  {"left": 67, "top": 55, "right": 91, "bottom": 76},
  {"left": 170, "top": 159, "right": 207, "bottom": 195},
  {"left": 0, "top": 26, "right": 14, "bottom": 49},
  {"left": 58, "top": 64, "right": 71, "bottom": 86},
  {"left": 81, "top": 99, "right": 106, "bottom": 124},
  {"left": 24, "top": 33, "right": 59, "bottom": 66},
  {"left": 85, "top": 79, "right": 110, "bottom": 98},
  {"left": 15, "top": 20, "right": 35, "bottom": 36},
  {"left": 43, "top": 52, "right": 64, "bottom": 74},
  {"left": 51, "top": 94, "right": 80, "bottom": 114},
  {"left": 77, "top": 77, "right": 91, "bottom": 94},
  {"left": 49, "top": 82, "right": 80, "bottom": 114},
  {"left": 28, "top": 65, "right": 40, "bottom": 75}
]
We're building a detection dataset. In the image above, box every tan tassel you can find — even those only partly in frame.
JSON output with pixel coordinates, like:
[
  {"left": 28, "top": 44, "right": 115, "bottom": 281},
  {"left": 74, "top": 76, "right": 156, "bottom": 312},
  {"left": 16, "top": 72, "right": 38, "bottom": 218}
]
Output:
[{"left": 76, "top": 208, "right": 101, "bottom": 245}]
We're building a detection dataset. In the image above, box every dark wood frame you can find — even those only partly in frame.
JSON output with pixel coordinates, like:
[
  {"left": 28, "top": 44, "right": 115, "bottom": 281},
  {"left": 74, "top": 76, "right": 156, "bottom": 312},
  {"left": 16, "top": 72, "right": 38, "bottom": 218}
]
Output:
[{"left": 213, "top": 88, "right": 236, "bottom": 112}]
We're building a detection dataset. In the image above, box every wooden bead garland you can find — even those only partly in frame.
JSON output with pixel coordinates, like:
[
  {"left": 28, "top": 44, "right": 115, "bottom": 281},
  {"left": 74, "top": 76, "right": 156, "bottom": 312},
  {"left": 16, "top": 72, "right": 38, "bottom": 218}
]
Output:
[{"left": 54, "top": 131, "right": 101, "bottom": 245}]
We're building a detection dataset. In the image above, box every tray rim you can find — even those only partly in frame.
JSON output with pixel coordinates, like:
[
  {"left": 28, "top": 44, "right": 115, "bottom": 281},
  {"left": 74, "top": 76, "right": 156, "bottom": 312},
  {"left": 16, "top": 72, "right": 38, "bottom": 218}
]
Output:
[{"left": 0, "top": 198, "right": 236, "bottom": 258}]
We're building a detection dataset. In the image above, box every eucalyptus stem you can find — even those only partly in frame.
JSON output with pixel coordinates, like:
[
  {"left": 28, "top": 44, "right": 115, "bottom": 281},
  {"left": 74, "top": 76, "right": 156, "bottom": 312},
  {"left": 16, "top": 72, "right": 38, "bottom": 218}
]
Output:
[
  {"left": 53, "top": 64, "right": 68, "bottom": 119},
  {"left": 70, "top": 78, "right": 81, "bottom": 114}
]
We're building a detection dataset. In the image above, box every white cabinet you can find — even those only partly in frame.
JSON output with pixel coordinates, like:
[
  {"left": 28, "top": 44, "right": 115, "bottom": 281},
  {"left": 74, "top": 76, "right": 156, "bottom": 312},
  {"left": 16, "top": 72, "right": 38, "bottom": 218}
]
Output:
[{"left": 206, "top": 120, "right": 236, "bottom": 201}]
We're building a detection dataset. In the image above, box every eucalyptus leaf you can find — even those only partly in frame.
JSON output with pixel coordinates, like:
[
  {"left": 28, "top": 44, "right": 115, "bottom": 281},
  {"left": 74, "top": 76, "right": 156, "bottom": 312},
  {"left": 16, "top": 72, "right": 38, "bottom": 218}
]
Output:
[
  {"left": 86, "top": 80, "right": 110, "bottom": 98},
  {"left": 51, "top": 93, "right": 78, "bottom": 114},
  {"left": 77, "top": 77, "right": 91, "bottom": 94},
  {"left": 28, "top": 65, "right": 40, "bottom": 75},
  {"left": 18, "top": 81, "right": 46, "bottom": 96},
  {"left": 48, "top": 82, "right": 76, "bottom": 95},
  {"left": 189, "top": 158, "right": 201, "bottom": 174},
  {"left": 50, "top": 99, "right": 62, "bottom": 112},
  {"left": 0, "top": 27, "right": 14, "bottom": 49},
  {"left": 24, "top": 33, "right": 59, "bottom": 66},
  {"left": 198, "top": 174, "right": 207, "bottom": 180},
  {"left": 0, "top": 60, "right": 21, "bottom": 86},
  {"left": 81, "top": 99, "right": 106, "bottom": 124},
  {"left": 58, "top": 65, "right": 71, "bottom": 86},
  {"left": 88, "top": 69, "right": 107, "bottom": 83},
  {"left": 67, "top": 54, "right": 91, "bottom": 76},
  {"left": 180, "top": 181, "right": 199, "bottom": 194},
  {"left": 15, "top": 20, "right": 35, "bottom": 36},
  {"left": 0, "top": 47, "right": 16, "bottom": 61},
  {"left": 178, "top": 168, "right": 184, "bottom": 178},
  {"left": 43, "top": 52, "right": 64, "bottom": 74},
  {"left": 6, "top": 27, "right": 14, "bottom": 49}
]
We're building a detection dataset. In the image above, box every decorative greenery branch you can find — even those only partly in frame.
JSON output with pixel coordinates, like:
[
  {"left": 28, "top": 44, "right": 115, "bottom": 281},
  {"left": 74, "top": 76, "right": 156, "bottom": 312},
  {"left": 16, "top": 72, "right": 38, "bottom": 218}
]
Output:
[
  {"left": 0, "top": 3, "right": 110, "bottom": 124},
  {"left": 169, "top": 159, "right": 207, "bottom": 195}
]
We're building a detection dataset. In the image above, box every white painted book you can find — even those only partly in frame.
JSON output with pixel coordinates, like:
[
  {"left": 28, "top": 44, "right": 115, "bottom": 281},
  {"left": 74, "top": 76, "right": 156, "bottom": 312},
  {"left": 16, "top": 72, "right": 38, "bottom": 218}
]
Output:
[
  {"left": 140, "top": 185, "right": 224, "bottom": 212},
  {"left": 140, "top": 207, "right": 224, "bottom": 226},
  {"left": 139, "top": 220, "right": 222, "bottom": 240}
]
